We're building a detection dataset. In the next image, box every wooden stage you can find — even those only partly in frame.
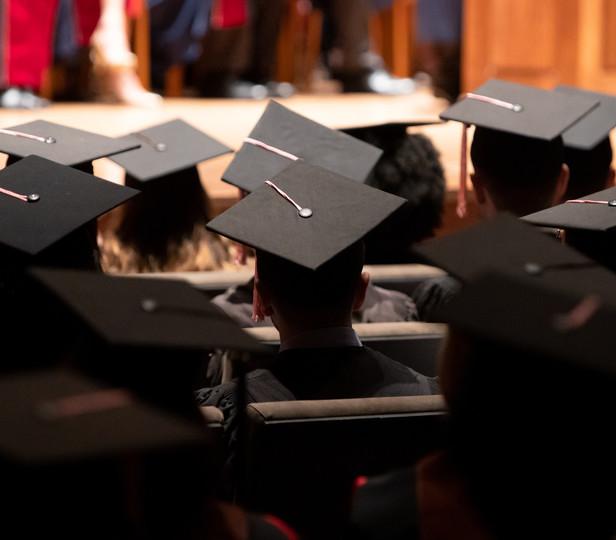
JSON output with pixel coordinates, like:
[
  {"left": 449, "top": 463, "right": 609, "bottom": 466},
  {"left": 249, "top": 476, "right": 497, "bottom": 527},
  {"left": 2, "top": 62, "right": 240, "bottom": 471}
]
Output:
[{"left": 0, "top": 89, "right": 477, "bottom": 234}]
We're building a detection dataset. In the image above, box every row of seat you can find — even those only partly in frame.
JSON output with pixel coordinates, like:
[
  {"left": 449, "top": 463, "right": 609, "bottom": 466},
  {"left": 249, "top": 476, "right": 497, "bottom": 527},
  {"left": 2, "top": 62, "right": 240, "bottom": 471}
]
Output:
[{"left": 202, "top": 394, "right": 446, "bottom": 532}]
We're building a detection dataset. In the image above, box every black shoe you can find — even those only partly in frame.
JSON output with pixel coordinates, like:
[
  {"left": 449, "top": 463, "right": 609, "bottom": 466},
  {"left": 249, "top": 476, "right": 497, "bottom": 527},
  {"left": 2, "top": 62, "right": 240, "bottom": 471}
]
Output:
[
  {"left": 199, "top": 75, "right": 268, "bottom": 99},
  {"left": 265, "top": 80, "right": 295, "bottom": 98},
  {"left": 337, "top": 69, "right": 416, "bottom": 95},
  {"left": 0, "top": 87, "right": 49, "bottom": 109}
]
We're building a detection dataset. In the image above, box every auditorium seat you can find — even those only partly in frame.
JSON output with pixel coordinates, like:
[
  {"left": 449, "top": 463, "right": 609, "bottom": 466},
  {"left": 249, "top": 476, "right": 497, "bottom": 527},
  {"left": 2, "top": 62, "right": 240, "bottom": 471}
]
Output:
[
  {"left": 247, "top": 321, "right": 446, "bottom": 377},
  {"left": 241, "top": 394, "right": 446, "bottom": 537},
  {"left": 128, "top": 264, "right": 446, "bottom": 298}
]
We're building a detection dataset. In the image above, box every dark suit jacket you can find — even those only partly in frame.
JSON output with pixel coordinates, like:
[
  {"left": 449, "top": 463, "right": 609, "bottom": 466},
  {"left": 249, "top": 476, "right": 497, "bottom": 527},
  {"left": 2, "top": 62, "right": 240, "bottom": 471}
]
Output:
[{"left": 196, "top": 346, "right": 438, "bottom": 450}]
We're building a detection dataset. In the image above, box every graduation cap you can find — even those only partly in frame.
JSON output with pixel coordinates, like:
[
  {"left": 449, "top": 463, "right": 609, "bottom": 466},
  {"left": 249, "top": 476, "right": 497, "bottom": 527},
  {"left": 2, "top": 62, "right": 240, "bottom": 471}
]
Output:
[
  {"left": 555, "top": 85, "right": 616, "bottom": 150},
  {"left": 109, "top": 119, "right": 233, "bottom": 183},
  {"left": 29, "top": 268, "right": 265, "bottom": 354},
  {"left": 524, "top": 186, "right": 616, "bottom": 233},
  {"left": 0, "top": 369, "right": 206, "bottom": 464},
  {"left": 522, "top": 186, "right": 616, "bottom": 270},
  {"left": 439, "top": 79, "right": 599, "bottom": 217},
  {"left": 222, "top": 100, "right": 383, "bottom": 193},
  {"left": 414, "top": 213, "right": 616, "bottom": 303},
  {"left": 0, "top": 120, "right": 140, "bottom": 168},
  {"left": 440, "top": 271, "right": 616, "bottom": 377},
  {"left": 208, "top": 161, "right": 406, "bottom": 271},
  {"left": 0, "top": 155, "right": 139, "bottom": 256},
  {"left": 341, "top": 118, "right": 444, "bottom": 141}
]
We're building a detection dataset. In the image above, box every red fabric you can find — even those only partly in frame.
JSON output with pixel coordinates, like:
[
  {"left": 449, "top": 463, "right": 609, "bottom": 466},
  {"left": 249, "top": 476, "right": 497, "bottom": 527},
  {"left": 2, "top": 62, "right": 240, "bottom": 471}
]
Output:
[
  {"left": 210, "top": 0, "right": 248, "bottom": 29},
  {"left": 5, "top": 0, "right": 59, "bottom": 88},
  {"left": 125, "top": 0, "right": 143, "bottom": 18},
  {"left": 262, "top": 515, "right": 300, "bottom": 540},
  {"left": 73, "top": 0, "right": 101, "bottom": 46}
]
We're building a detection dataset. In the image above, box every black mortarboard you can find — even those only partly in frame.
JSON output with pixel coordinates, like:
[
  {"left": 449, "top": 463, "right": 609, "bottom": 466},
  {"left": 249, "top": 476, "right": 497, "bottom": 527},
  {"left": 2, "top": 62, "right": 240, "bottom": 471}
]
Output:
[
  {"left": 0, "top": 120, "right": 139, "bottom": 167},
  {"left": 0, "top": 155, "right": 139, "bottom": 255},
  {"left": 555, "top": 85, "right": 616, "bottom": 150},
  {"left": 208, "top": 161, "right": 406, "bottom": 270},
  {"left": 441, "top": 272, "right": 616, "bottom": 376},
  {"left": 441, "top": 79, "right": 598, "bottom": 140},
  {"left": 222, "top": 100, "right": 383, "bottom": 192},
  {"left": 414, "top": 213, "right": 616, "bottom": 302},
  {"left": 342, "top": 119, "right": 443, "bottom": 140},
  {"left": 522, "top": 187, "right": 616, "bottom": 270},
  {"left": 29, "top": 268, "right": 264, "bottom": 353},
  {"left": 109, "top": 119, "right": 233, "bottom": 182},
  {"left": 523, "top": 186, "right": 616, "bottom": 233},
  {"left": 439, "top": 80, "right": 598, "bottom": 218},
  {"left": 0, "top": 369, "right": 206, "bottom": 464}
]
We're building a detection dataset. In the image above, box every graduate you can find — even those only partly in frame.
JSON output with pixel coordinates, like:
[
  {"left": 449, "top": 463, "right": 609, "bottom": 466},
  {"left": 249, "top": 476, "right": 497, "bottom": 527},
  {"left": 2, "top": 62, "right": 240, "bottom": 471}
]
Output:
[
  {"left": 350, "top": 270, "right": 616, "bottom": 540},
  {"left": 199, "top": 161, "right": 437, "bottom": 446},
  {"left": 413, "top": 80, "right": 599, "bottom": 320},
  {"left": 554, "top": 85, "right": 616, "bottom": 200},
  {"left": 100, "top": 118, "right": 235, "bottom": 272}
]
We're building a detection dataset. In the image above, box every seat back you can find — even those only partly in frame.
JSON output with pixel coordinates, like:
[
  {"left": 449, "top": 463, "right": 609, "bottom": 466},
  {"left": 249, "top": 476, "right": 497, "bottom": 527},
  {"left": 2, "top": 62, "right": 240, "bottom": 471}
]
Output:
[{"left": 243, "top": 395, "right": 446, "bottom": 537}]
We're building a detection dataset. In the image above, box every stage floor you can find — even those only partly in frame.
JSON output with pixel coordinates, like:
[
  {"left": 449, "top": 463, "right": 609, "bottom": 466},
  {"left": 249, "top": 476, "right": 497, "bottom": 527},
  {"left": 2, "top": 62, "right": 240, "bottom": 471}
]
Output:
[{"left": 0, "top": 89, "right": 477, "bottom": 233}]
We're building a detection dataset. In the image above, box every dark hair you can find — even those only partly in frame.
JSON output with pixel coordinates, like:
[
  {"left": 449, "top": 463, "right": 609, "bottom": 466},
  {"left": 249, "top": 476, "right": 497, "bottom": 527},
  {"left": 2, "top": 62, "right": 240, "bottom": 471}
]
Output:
[
  {"left": 564, "top": 137, "right": 613, "bottom": 200},
  {"left": 471, "top": 127, "right": 565, "bottom": 216},
  {"left": 356, "top": 130, "right": 445, "bottom": 263},
  {"left": 101, "top": 168, "right": 231, "bottom": 272},
  {"left": 256, "top": 241, "right": 365, "bottom": 312}
]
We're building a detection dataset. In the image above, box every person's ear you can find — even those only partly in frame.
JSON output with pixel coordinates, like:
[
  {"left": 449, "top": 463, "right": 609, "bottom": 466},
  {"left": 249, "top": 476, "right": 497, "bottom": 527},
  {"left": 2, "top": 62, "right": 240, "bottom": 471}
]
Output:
[
  {"left": 607, "top": 166, "right": 616, "bottom": 188},
  {"left": 470, "top": 172, "right": 487, "bottom": 205},
  {"left": 553, "top": 163, "right": 570, "bottom": 204},
  {"left": 352, "top": 272, "right": 370, "bottom": 311},
  {"left": 254, "top": 274, "right": 274, "bottom": 318}
]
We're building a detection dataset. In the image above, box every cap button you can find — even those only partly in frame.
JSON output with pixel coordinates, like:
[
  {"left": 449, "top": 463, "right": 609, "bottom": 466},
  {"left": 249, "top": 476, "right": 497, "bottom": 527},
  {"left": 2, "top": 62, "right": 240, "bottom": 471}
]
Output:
[
  {"left": 155, "top": 143, "right": 167, "bottom": 152},
  {"left": 299, "top": 208, "right": 313, "bottom": 218},
  {"left": 141, "top": 298, "right": 158, "bottom": 312},
  {"left": 27, "top": 193, "right": 40, "bottom": 203},
  {"left": 524, "top": 262, "right": 543, "bottom": 276},
  {"left": 512, "top": 104, "right": 523, "bottom": 113},
  {"left": 608, "top": 200, "right": 616, "bottom": 207},
  {"left": 44, "top": 137, "right": 56, "bottom": 144}
]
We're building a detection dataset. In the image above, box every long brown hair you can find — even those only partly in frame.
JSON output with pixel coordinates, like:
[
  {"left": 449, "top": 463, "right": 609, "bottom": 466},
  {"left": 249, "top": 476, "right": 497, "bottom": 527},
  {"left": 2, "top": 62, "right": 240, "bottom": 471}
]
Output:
[{"left": 100, "top": 168, "right": 233, "bottom": 273}]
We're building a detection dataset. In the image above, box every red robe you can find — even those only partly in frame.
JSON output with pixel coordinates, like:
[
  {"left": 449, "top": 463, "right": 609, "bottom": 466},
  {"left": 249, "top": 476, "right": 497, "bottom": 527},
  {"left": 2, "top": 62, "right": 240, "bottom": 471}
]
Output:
[{"left": 0, "top": 0, "right": 142, "bottom": 90}]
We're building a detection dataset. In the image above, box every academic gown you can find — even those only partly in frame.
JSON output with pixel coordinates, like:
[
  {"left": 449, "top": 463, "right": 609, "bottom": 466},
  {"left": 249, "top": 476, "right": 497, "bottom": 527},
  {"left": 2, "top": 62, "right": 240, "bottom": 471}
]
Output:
[{"left": 197, "top": 345, "right": 438, "bottom": 454}]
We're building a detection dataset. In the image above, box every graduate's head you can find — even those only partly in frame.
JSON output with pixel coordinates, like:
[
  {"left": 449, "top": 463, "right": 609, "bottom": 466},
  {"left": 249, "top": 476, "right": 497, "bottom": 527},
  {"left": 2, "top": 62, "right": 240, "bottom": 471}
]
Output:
[
  {"left": 564, "top": 136, "right": 615, "bottom": 200},
  {"left": 255, "top": 241, "right": 368, "bottom": 328},
  {"left": 363, "top": 132, "right": 446, "bottom": 262},
  {"left": 206, "top": 161, "right": 407, "bottom": 330},
  {"left": 440, "top": 80, "right": 598, "bottom": 219},
  {"left": 438, "top": 274, "right": 616, "bottom": 540},
  {"left": 470, "top": 127, "right": 569, "bottom": 217}
]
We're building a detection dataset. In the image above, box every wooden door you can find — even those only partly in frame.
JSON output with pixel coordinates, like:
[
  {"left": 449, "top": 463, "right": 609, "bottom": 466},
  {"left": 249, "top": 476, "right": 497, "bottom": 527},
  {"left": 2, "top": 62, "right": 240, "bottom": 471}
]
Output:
[{"left": 462, "top": 0, "right": 580, "bottom": 91}]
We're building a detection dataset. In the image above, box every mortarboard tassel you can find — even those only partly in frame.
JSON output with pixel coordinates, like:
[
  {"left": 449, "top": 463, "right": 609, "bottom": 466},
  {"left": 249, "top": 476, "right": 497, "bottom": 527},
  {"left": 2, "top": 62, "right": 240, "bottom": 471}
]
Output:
[
  {"left": 457, "top": 123, "right": 470, "bottom": 218},
  {"left": 252, "top": 261, "right": 266, "bottom": 323},
  {"left": 235, "top": 188, "right": 249, "bottom": 265}
]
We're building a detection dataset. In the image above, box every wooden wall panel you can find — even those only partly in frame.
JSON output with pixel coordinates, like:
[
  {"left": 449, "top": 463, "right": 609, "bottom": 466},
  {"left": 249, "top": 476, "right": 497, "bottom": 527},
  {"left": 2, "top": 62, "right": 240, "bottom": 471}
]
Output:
[
  {"left": 462, "top": 0, "right": 580, "bottom": 92},
  {"left": 602, "top": 0, "right": 616, "bottom": 70}
]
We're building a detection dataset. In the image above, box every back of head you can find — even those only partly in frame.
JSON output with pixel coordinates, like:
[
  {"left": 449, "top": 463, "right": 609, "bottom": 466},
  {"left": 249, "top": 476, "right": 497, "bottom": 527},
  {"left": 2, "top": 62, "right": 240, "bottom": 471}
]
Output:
[
  {"left": 103, "top": 169, "right": 230, "bottom": 272},
  {"left": 360, "top": 131, "right": 446, "bottom": 262},
  {"left": 471, "top": 127, "right": 565, "bottom": 216},
  {"left": 441, "top": 329, "right": 616, "bottom": 540},
  {"left": 256, "top": 241, "right": 365, "bottom": 317},
  {"left": 564, "top": 137, "right": 614, "bottom": 200}
]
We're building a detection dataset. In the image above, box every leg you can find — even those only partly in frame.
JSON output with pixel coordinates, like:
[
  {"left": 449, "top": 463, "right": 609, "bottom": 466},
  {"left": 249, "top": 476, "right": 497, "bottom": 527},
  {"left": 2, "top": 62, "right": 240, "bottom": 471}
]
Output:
[
  {"left": 86, "top": 0, "right": 161, "bottom": 106},
  {"left": 322, "top": 0, "right": 415, "bottom": 94}
]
